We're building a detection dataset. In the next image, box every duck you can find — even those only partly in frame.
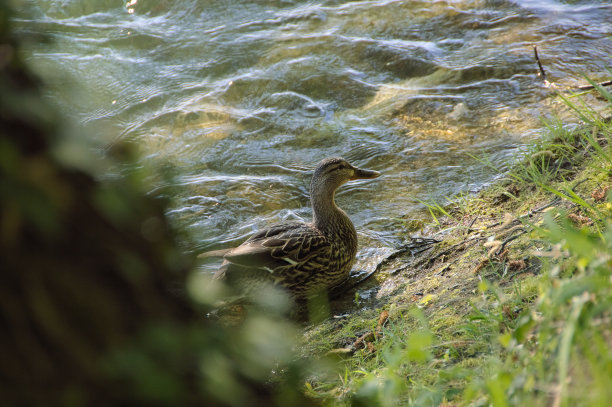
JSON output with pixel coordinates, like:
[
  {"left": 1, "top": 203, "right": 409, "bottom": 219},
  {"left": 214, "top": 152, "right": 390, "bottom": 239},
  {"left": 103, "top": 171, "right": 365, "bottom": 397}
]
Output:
[{"left": 213, "top": 157, "right": 380, "bottom": 300}]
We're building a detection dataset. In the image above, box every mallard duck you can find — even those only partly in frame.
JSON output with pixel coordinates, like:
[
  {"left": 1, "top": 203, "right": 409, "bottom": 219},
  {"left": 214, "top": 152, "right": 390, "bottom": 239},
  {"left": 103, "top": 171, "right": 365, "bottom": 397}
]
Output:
[{"left": 213, "top": 157, "right": 380, "bottom": 300}]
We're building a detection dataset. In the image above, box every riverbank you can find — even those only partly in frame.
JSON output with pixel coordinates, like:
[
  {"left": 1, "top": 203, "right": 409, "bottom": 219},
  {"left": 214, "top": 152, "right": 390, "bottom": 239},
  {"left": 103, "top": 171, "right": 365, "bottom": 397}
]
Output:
[{"left": 301, "top": 86, "right": 612, "bottom": 405}]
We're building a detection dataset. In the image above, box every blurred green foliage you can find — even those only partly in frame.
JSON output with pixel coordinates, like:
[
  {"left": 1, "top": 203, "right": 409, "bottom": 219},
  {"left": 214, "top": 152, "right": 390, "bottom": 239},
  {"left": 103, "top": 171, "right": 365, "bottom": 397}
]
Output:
[{"left": 0, "top": 4, "right": 317, "bottom": 406}]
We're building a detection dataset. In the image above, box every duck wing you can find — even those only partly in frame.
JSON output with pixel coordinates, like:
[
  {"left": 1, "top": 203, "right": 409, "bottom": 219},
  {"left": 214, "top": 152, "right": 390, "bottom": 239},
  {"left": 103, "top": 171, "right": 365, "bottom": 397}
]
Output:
[{"left": 215, "top": 222, "right": 331, "bottom": 280}]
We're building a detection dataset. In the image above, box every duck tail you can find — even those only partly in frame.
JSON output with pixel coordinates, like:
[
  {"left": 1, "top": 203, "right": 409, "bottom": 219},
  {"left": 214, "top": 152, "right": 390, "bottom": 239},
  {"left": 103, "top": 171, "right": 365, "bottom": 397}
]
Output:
[{"left": 197, "top": 248, "right": 232, "bottom": 258}]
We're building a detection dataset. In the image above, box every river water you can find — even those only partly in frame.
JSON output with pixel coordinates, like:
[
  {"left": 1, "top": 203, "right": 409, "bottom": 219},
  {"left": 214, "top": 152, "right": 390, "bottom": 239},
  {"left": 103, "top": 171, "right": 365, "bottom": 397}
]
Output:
[{"left": 14, "top": 0, "right": 612, "bottom": 290}]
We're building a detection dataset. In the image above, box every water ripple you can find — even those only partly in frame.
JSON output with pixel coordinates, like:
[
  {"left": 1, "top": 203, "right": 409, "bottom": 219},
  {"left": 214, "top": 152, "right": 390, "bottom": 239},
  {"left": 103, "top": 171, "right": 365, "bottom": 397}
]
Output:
[{"left": 15, "top": 0, "right": 612, "bottom": 270}]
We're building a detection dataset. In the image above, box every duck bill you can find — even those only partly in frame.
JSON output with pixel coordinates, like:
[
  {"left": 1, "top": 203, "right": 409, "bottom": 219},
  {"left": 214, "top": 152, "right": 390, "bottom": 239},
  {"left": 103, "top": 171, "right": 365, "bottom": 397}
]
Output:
[{"left": 350, "top": 167, "right": 381, "bottom": 180}]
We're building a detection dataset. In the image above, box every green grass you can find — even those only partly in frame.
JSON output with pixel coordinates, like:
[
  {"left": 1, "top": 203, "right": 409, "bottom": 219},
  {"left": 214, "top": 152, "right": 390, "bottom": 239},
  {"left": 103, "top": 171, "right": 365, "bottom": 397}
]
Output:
[
  {"left": 414, "top": 196, "right": 453, "bottom": 227},
  {"left": 301, "top": 83, "right": 612, "bottom": 406}
]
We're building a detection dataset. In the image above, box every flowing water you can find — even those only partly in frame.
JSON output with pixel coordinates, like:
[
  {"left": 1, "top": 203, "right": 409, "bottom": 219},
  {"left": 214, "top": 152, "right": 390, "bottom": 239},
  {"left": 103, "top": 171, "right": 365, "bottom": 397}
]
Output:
[{"left": 14, "top": 0, "right": 612, "bottom": 301}]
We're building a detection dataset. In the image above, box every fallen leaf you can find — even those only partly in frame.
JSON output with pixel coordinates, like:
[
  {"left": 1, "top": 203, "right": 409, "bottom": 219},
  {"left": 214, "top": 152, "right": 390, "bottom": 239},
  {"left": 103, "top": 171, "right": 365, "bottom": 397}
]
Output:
[
  {"left": 592, "top": 186, "right": 610, "bottom": 202},
  {"left": 508, "top": 259, "right": 527, "bottom": 271},
  {"left": 473, "top": 257, "right": 488, "bottom": 273},
  {"left": 568, "top": 213, "right": 592, "bottom": 226}
]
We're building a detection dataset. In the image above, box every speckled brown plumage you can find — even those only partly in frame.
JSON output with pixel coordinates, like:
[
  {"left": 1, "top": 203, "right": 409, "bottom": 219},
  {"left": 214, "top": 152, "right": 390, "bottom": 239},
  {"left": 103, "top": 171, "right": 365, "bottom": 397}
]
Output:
[{"left": 214, "top": 157, "right": 380, "bottom": 300}]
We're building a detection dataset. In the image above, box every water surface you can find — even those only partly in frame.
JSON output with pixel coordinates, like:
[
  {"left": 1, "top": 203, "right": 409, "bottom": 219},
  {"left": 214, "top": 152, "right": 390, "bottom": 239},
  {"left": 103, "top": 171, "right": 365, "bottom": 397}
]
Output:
[{"left": 14, "top": 0, "right": 612, "bottom": 286}]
